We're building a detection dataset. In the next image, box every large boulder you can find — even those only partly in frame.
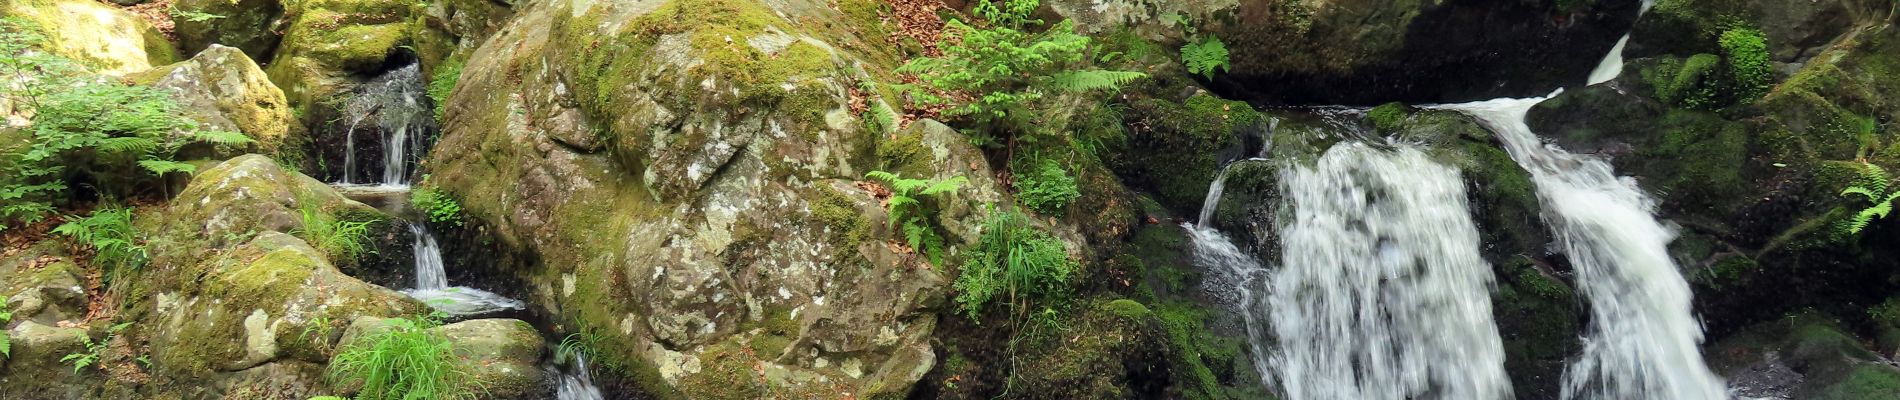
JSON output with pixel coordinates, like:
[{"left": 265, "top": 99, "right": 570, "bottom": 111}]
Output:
[
  {"left": 172, "top": 0, "right": 285, "bottom": 60},
  {"left": 264, "top": 0, "right": 425, "bottom": 113},
  {"left": 1711, "top": 313, "right": 1900, "bottom": 400},
  {"left": 422, "top": 0, "right": 1020, "bottom": 396},
  {"left": 1050, "top": 0, "right": 1643, "bottom": 104},
  {"left": 0, "top": 321, "right": 92, "bottom": 399},
  {"left": 131, "top": 45, "right": 301, "bottom": 159},
  {"left": 0, "top": 0, "right": 178, "bottom": 74}
]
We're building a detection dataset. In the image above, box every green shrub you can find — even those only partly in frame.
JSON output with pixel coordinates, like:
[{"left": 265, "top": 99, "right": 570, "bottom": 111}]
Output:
[
  {"left": 897, "top": 0, "right": 1145, "bottom": 138},
  {"left": 294, "top": 204, "right": 378, "bottom": 262},
  {"left": 1719, "top": 27, "right": 1771, "bottom": 103},
  {"left": 0, "top": 18, "right": 251, "bottom": 230},
  {"left": 52, "top": 207, "right": 147, "bottom": 283},
  {"left": 954, "top": 207, "right": 1075, "bottom": 321},
  {"left": 61, "top": 322, "right": 129, "bottom": 373},
  {"left": 865, "top": 171, "right": 966, "bottom": 266},
  {"left": 1013, "top": 158, "right": 1080, "bottom": 214},
  {"left": 1180, "top": 36, "right": 1230, "bottom": 80},
  {"left": 410, "top": 186, "right": 463, "bottom": 226},
  {"left": 328, "top": 316, "right": 463, "bottom": 400},
  {"left": 1840, "top": 163, "right": 1898, "bottom": 236}
]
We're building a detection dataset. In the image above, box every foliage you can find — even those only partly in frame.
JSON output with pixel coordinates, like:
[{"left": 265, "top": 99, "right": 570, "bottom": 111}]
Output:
[
  {"left": 1180, "top": 36, "right": 1230, "bottom": 79},
  {"left": 294, "top": 204, "right": 378, "bottom": 262},
  {"left": 410, "top": 186, "right": 463, "bottom": 226},
  {"left": 896, "top": 1, "right": 1146, "bottom": 137},
  {"left": 866, "top": 171, "right": 966, "bottom": 266},
  {"left": 328, "top": 316, "right": 464, "bottom": 400},
  {"left": 0, "top": 302, "right": 10, "bottom": 359},
  {"left": 168, "top": 8, "right": 227, "bottom": 23},
  {"left": 0, "top": 18, "right": 251, "bottom": 230},
  {"left": 1840, "top": 163, "right": 1898, "bottom": 236},
  {"left": 427, "top": 57, "right": 465, "bottom": 121},
  {"left": 954, "top": 207, "right": 1075, "bottom": 321},
  {"left": 61, "top": 322, "right": 130, "bottom": 373},
  {"left": 1012, "top": 157, "right": 1079, "bottom": 214},
  {"left": 53, "top": 207, "right": 147, "bottom": 282},
  {"left": 1718, "top": 27, "right": 1771, "bottom": 103}
]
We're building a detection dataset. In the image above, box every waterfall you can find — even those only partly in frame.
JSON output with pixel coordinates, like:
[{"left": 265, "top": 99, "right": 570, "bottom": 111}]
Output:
[
  {"left": 554, "top": 353, "right": 605, "bottom": 400},
  {"left": 1184, "top": 164, "right": 1275, "bottom": 383},
  {"left": 338, "top": 64, "right": 433, "bottom": 187},
  {"left": 1585, "top": 34, "right": 1632, "bottom": 86},
  {"left": 1269, "top": 143, "right": 1509, "bottom": 400},
  {"left": 1431, "top": 95, "right": 1725, "bottom": 400},
  {"left": 401, "top": 223, "right": 526, "bottom": 316}
]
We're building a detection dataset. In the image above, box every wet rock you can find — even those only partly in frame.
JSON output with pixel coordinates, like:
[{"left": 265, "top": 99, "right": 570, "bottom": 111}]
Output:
[
  {"left": 173, "top": 0, "right": 285, "bottom": 59},
  {"left": 0, "top": 0, "right": 176, "bottom": 75},
  {"left": 1709, "top": 313, "right": 1900, "bottom": 400},
  {"left": 130, "top": 45, "right": 300, "bottom": 158}
]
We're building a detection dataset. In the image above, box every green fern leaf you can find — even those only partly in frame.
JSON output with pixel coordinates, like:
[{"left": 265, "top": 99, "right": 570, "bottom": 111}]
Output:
[
  {"left": 866, "top": 171, "right": 900, "bottom": 183},
  {"left": 903, "top": 221, "right": 927, "bottom": 250},
  {"left": 1843, "top": 186, "right": 1879, "bottom": 201},
  {"left": 138, "top": 160, "right": 198, "bottom": 175},
  {"left": 192, "top": 130, "right": 255, "bottom": 145},
  {"left": 920, "top": 176, "right": 968, "bottom": 196},
  {"left": 96, "top": 136, "right": 157, "bottom": 154},
  {"left": 1047, "top": 70, "right": 1147, "bottom": 92},
  {"left": 1181, "top": 36, "right": 1231, "bottom": 79}
]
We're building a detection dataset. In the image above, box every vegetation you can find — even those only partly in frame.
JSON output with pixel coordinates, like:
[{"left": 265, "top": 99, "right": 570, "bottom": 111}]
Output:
[
  {"left": 1719, "top": 27, "right": 1771, "bottom": 103},
  {"left": 1840, "top": 163, "right": 1898, "bottom": 236},
  {"left": 954, "top": 207, "right": 1076, "bottom": 321},
  {"left": 411, "top": 186, "right": 464, "bottom": 226},
  {"left": 1163, "top": 13, "right": 1230, "bottom": 79},
  {"left": 328, "top": 315, "right": 464, "bottom": 400},
  {"left": 294, "top": 204, "right": 378, "bottom": 262},
  {"left": 53, "top": 207, "right": 147, "bottom": 284},
  {"left": 1012, "top": 157, "right": 1080, "bottom": 215},
  {"left": 61, "top": 322, "right": 130, "bottom": 373},
  {"left": 0, "top": 302, "right": 10, "bottom": 359},
  {"left": 865, "top": 171, "right": 967, "bottom": 266},
  {"left": 896, "top": 0, "right": 1145, "bottom": 139},
  {"left": 0, "top": 18, "right": 251, "bottom": 231},
  {"left": 428, "top": 58, "right": 466, "bottom": 121}
]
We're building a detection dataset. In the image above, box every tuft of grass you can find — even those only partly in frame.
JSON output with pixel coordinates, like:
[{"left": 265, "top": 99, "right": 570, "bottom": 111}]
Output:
[
  {"left": 954, "top": 206, "right": 1075, "bottom": 321},
  {"left": 328, "top": 316, "right": 464, "bottom": 400},
  {"left": 294, "top": 204, "right": 378, "bottom": 262}
]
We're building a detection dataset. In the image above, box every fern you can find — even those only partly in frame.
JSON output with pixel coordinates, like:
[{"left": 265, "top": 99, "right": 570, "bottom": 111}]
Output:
[
  {"left": 1181, "top": 36, "right": 1231, "bottom": 79},
  {"left": 53, "top": 207, "right": 147, "bottom": 282},
  {"left": 899, "top": 15, "right": 1145, "bottom": 138},
  {"left": 138, "top": 160, "right": 198, "bottom": 176},
  {"left": 1, "top": 302, "right": 11, "bottom": 359},
  {"left": 1841, "top": 163, "right": 1900, "bottom": 236},
  {"left": 1047, "top": 70, "right": 1149, "bottom": 92},
  {"left": 866, "top": 171, "right": 967, "bottom": 265},
  {"left": 61, "top": 322, "right": 128, "bottom": 373}
]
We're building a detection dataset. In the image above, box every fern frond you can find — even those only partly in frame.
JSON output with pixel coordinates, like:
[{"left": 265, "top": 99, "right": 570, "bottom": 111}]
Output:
[
  {"left": 920, "top": 176, "right": 968, "bottom": 196},
  {"left": 96, "top": 136, "right": 157, "bottom": 154},
  {"left": 1047, "top": 70, "right": 1147, "bottom": 92},
  {"left": 889, "top": 178, "right": 930, "bottom": 195},
  {"left": 866, "top": 171, "right": 900, "bottom": 184},
  {"left": 1181, "top": 36, "right": 1231, "bottom": 79},
  {"left": 138, "top": 160, "right": 198, "bottom": 175},
  {"left": 1843, "top": 186, "right": 1879, "bottom": 201},
  {"left": 192, "top": 130, "right": 255, "bottom": 145}
]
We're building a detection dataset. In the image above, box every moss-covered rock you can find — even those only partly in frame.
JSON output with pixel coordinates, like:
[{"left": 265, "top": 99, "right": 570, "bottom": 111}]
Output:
[
  {"left": 173, "top": 0, "right": 285, "bottom": 59},
  {"left": 0, "top": 0, "right": 177, "bottom": 74},
  {"left": 265, "top": 0, "right": 425, "bottom": 116},
  {"left": 1116, "top": 93, "right": 1261, "bottom": 213},
  {"left": 1708, "top": 312, "right": 1900, "bottom": 399},
  {"left": 0, "top": 321, "right": 91, "bottom": 399},
  {"left": 333, "top": 317, "right": 549, "bottom": 399},
  {"left": 132, "top": 45, "right": 301, "bottom": 159}
]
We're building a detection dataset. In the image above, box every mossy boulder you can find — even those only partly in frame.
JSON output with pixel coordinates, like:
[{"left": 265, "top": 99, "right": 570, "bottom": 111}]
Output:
[
  {"left": 1709, "top": 312, "right": 1900, "bottom": 399},
  {"left": 0, "top": 241, "right": 87, "bottom": 326},
  {"left": 0, "top": 0, "right": 178, "bottom": 74},
  {"left": 265, "top": 0, "right": 425, "bottom": 115},
  {"left": 132, "top": 45, "right": 301, "bottom": 158},
  {"left": 1115, "top": 92, "right": 1261, "bottom": 214},
  {"left": 173, "top": 0, "right": 285, "bottom": 59},
  {"left": 0, "top": 321, "right": 91, "bottom": 399}
]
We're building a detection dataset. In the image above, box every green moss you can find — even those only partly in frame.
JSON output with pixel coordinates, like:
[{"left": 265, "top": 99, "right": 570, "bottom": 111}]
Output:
[
  {"left": 1101, "top": 299, "right": 1152, "bottom": 320},
  {"left": 1154, "top": 302, "right": 1237, "bottom": 400},
  {"left": 1697, "top": 256, "right": 1758, "bottom": 288},
  {"left": 1819, "top": 366, "right": 1900, "bottom": 400},
  {"left": 1719, "top": 26, "right": 1772, "bottom": 102},
  {"left": 676, "top": 342, "right": 768, "bottom": 398},
  {"left": 875, "top": 131, "right": 933, "bottom": 179},
  {"left": 1366, "top": 102, "right": 1408, "bottom": 133},
  {"left": 810, "top": 184, "right": 871, "bottom": 251},
  {"left": 1652, "top": 54, "right": 1723, "bottom": 109},
  {"left": 1649, "top": 110, "right": 1748, "bottom": 213},
  {"left": 1121, "top": 94, "right": 1258, "bottom": 211},
  {"left": 1516, "top": 267, "right": 1572, "bottom": 299}
]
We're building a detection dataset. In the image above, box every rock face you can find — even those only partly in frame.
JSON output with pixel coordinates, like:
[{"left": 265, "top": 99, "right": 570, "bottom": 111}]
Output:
[
  {"left": 0, "top": 0, "right": 178, "bottom": 74},
  {"left": 172, "top": 0, "right": 285, "bottom": 60},
  {"left": 130, "top": 155, "right": 425, "bottom": 398},
  {"left": 423, "top": 0, "right": 1004, "bottom": 396},
  {"left": 1049, "top": 0, "right": 1644, "bottom": 104},
  {"left": 132, "top": 45, "right": 300, "bottom": 158},
  {"left": 264, "top": 0, "right": 426, "bottom": 114}
]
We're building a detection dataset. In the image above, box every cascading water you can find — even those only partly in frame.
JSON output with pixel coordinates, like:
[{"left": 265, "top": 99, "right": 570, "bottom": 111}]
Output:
[
  {"left": 401, "top": 222, "right": 526, "bottom": 316},
  {"left": 338, "top": 64, "right": 434, "bottom": 187},
  {"left": 1585, "top": 34, "right": 1632, "bottom": 86},
  {"left": 1431, "top": 95, "right": 1725, "bottom": 400},
  {"left": 552, "top": 353, "right": 605, "bottom": 400},
  {"left": 1268, "top": 143, "right": 1509, "bottom": 400}
]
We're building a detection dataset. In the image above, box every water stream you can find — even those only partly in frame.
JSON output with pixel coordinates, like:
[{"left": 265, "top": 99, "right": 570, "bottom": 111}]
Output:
[
  {"left": 1432, "top": 95, "right": 1725, "bottom": 400},
  {"left": 338, "top": 64, "right": 433, "bottom": 187},
  {"left": 400, "top": 222, "right": 527, "bottom": 316}
]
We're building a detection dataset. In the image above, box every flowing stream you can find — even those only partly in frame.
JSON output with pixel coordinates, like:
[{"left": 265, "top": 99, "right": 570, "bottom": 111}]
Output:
[
  {"left": 339, "top": 64, "right": 433, "bottom": 187},
  {"left": 1187, "top": 141, "right": 1508, "bottom": 400},
  {"left": 1431, "top": 95, "right": 1725, "bottom": 400},
  {"left": 400, "top": 223, "right": 527, "bottom": 316}
]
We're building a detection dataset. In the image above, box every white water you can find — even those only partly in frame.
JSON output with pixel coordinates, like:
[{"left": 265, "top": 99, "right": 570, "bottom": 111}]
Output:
[
  {"left": 1268, "top": 143, "right": 1509, "bottom": 400},
  {"left": 1184, "top": 163, "right": 1275, "bottom": 382},
  {"left": 554, "top": 353, "right": 605, "bottom": 400},
  {"left": 1431, "top": 95, "right": 1725, "bottom": 400},
  {"left": 1586, "top": 34, "right": 1632, "bottom": 86},
  {"left": 339, "top": 64, "right": 432, "bottom": 187},
  {"left": 401, "top": 223, "right": 526, "bottom": 316}
]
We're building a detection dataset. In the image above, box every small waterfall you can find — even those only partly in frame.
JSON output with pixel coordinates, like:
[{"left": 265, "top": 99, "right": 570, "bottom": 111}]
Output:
[
  {"left": 554, "top": 353, "right": 605, "bottom": 400},
  {"left": 1431, "top": 95, "right": 1725, "bottom": 400},
  {"left": 338, "top": 64, "right": 434, "bottom": 187},
  {"left": 1268, "top": 143, "right": 1509, "bottom": 400},
  {"left": 401, "top": 223, "right": 526, "bottom": 316},
  {"left": 1183, "top": 164, "right": 1275, "bottom": 382},
  {"left": 1585, "top": 34, "right": 1632, "bottom": 86}
]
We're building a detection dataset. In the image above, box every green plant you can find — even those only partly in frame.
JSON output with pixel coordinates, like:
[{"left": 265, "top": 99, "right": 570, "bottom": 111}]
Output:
[
  {"left": 328, "top": 316, "right": 463, "bottom": 400},
  {"left": 53, "top": 206, "right": 147, "bottom": 282},
  {"left": 1012, "top": 157, "right": 1079, "bottom": 214},
  {"left": 1840, "top": 163, "right": 1898, "bottom": 236},
  {"left": 865, "top": 171, "right": 967, "bottom": 266},
  {"left": 896, "top": 1, "right": 1146, "bottom": 137},
  {"left": 1180, "top": 36, "right": 1230, "bottom": 79},
  {"left": 1719, "top": 26, "right": 1771, "bottom": 103},
  {"left": 61, "top": 322, "right": 129, "bottom": 373},
  {"left": 168, "top": 8, "right": 227, "bottom": 23},
  {"left": 954, "top": 207, "right": 1076, "bottom": 321},
  {"left": 410, "top": 186, "right": 463, "bottom": 226},
  {"left": 294, "top": 205, "right": 378, "bottom": 262},
  {"left": 427, "top": 57, "right": 466, "bottom": 121},
  {"left": 1, "top": 302, "right": 11, "bottom": 359}
]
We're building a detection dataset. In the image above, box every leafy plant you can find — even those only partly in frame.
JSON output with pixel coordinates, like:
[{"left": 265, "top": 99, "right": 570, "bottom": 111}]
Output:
[
  {"left": 410, "top": 186, "right": 463, "bottom": 226},
  {"left": 954, "top": 207, "right": 1075, "bottom": 321},
  {"left": 328, "top": 316, "right": 463, "bottom": 400},
  {"left": 865, "top": 171, "right": 967, "bottom": 266},
  {"left": 1840, "top": 163, "right": 1898, "bottom": 236},
  {"left": 61, "top": 322, "right": 130, "bottom": 373},
  {"left": 427, "top": 58, "right": 465, "bottom": 121},
  {"left": 1012, "top": 157, "right": 1079, "bottom": 215},
  {"left": 1, "top": 302, "right": 11, "bottom": 359},
  {"left": 896, "top": 0, "right": 1146, "bottom": 137},
  {"left": 53, "top": 206, "right": 147, "bottom": 282},
  {"left": 294, "top": 205, "right": 378, "bottom": 262},
  {"left": 1719, "top": 26, "right": 1771, "bottom": 103},
  {"left": 168, "top": 7, "right": 227, "bottom": 23},
  {"left": 1180, "top": 36, "right": 1230, "bottom": 79}
]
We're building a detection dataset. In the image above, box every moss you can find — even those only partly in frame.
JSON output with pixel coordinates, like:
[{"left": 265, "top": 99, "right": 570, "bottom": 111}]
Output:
[
  {"left": 1818, "top": 366, "right": 1900, "bottom": 400},
  {"left": 1494, "top": 256, "right": 1579, "bottom": 399},
  {"left": 626, "top": 0, "right": 836, "bottom": 91},
  {"left": 1101, "top": 299, "right": 1152, "bottom": 320},
  {"left": 1154, "top": 302, "right": 1237, "bottom": 400},
  {"left": 1697, "top": 255, "right": 1759, "bottom": 288},
  {"left": 676, "top": 342, "right": 769, "bottom": 399},
  {"left": 1120, "top": 94, "right": 1259, "bottom": 211},
  {"left": 1653, "top": 54, "right": 1723, "bottom": 109},
  {"left": 1366, "top": 102, "right": 1408, "bottom": 133},
  {"left": 874, "top": 130, "right": 934, "bottom": 179},
  {"left": 810, "top": 184, "right": 872, "bottom": 251},
  {"left": 1648, "top": 110, "right": 1749, "bottom": 213}
]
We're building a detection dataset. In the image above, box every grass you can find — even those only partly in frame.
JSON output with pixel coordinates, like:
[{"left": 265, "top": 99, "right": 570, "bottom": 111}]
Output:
[{"left": 327, "top": 316, "right": 465, "bottom": 400}]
